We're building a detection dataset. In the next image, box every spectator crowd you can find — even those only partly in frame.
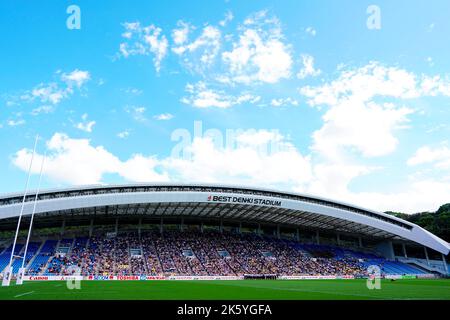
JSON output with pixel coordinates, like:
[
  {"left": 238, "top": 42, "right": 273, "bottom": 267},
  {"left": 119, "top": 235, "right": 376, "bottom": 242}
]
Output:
[{"left": 39, "top": 230, "right": 367, "bottom": 277}]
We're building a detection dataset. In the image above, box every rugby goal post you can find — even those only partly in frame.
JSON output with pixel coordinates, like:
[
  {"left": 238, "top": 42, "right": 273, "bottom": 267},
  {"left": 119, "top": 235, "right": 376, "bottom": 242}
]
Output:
[{"left": 1, "top": 135, "right": 39, "bottom": 287}]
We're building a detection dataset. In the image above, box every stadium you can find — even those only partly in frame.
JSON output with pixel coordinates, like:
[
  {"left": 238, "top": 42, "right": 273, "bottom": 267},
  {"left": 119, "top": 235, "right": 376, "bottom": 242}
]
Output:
[{"left": 0, "top": 183, "right": 449, "bottom": 300}]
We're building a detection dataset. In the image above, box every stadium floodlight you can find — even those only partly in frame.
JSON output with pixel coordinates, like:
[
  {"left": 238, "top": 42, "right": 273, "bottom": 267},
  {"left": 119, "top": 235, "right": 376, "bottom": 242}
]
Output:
[
  {"left": 1, "top": 135, "right": 39, "bottom": 287},
  {"left": 16, "top": 151, "right": 46, "bottom": 285}
]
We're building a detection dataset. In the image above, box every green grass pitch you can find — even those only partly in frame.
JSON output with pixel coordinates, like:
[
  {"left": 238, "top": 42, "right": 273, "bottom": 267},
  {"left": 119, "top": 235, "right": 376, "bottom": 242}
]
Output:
[{"left": 0, "top": 279, "right": 449, "bottom": 300}]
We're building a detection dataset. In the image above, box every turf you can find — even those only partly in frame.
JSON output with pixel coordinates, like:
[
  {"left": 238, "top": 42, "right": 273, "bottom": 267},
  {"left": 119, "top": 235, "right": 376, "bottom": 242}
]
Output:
[{"left": 0, "top": 279, "right": 449, "bottom": 300}]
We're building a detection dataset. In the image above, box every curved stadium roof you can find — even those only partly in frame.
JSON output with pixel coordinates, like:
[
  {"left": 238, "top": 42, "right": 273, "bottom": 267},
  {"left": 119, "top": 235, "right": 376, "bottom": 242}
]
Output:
[{"left": 0, "top": 183, "right": 448, "bottom": 255}]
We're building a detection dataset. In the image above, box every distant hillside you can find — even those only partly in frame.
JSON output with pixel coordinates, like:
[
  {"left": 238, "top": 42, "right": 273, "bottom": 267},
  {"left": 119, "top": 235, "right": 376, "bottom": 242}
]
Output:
[{"left": 385, "top": 203, "right": 450, "bottom": 242}]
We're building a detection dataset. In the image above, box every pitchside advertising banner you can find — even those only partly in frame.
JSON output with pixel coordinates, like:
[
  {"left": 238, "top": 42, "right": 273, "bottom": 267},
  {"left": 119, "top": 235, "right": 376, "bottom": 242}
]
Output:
[
  {"left": 21, "top": 275, "right": 364, "bottom": 281},
  {"left": 22, "top": 275, "right": 241, "bottom": 281},
  {"left": 279, "top": 275, "right": 355, "bottom": 280},
  {"left": 382, "top": 274, "right": 437, "bottom": 280},
  {"left": 23, "top": 275, "right": 165, "bottom": 281},
  {"left": 21, "top": 274, "right": 436, "bottom": 281},
  {"left": 166, "top": 276, "right": 242, "bottom": 280}
]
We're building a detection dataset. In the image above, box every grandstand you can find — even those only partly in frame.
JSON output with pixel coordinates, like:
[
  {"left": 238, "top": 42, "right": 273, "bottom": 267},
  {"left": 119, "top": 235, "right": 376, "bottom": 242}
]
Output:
[{"left": 0, "top": 183, "right": 448, "bottom": 280}]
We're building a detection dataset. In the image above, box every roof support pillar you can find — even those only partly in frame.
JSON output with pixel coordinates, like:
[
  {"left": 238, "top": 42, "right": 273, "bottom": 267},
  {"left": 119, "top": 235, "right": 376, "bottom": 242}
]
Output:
[
  {"left": 180, "top": 217, "right": 184, "bottom": 231},
  {"left": 257, "top": 223, "right": 261, "bottom": 236},
  {"left": 442, "top": 254, "right": 448, "bottom": 274},
  {"left": 238, "top": 222, "right": 242, "bottom": 234},
  {"left": 276, "top": 225, "right": 280, "bottom": 239},
  {"left": 89, "top": 219, "right": 94, "bottom": 238},
  {"left": 138, "top": 218, "right": 142, "bottom": 238},
  {"left": 336, "top": 233, "right": 341, "bottom": 246},
  {"left": 160, "top": 217, "right": 163, "bottom": 235},
  {"left": 115, "top": 217, "right": 119, "bottom": 234},
  {"left": 219, "top": 219, "right": 223, "bottom": 233},
  {"left": 402, "top": 243, "right": 408, "bottom": 259},
  {"left": 200, "top": 222, "right": 204, "bottom": 233},
  {"left": 424, "top": 247, "right": 430, "bottom": 266},
  {"left": 60, "top": 218, "right": 65, "bottom": 236},
  {"left": 296, "top": 228, "right": 299, "bottom": 242},
  {"left": 358, "top": 237, "right": 363, "bottom": 248},
  {"left": 316, "top": 231, "right": 320, "bottom": 245}
]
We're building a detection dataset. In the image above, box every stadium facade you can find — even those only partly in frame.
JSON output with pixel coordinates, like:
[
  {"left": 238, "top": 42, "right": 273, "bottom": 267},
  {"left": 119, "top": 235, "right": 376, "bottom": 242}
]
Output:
[{"left": 0, "top": 183, "right": 449, "bottom": 279}]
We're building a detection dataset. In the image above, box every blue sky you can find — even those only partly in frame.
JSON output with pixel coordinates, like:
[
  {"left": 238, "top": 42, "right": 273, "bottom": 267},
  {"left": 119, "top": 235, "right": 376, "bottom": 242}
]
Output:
[{"left": 1, "top": 0, "right": 450, "bottom": 213}]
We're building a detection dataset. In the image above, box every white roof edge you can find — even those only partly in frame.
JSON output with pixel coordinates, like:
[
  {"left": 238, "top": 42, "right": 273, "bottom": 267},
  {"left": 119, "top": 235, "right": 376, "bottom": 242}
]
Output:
[{"left": 0, "top": 182, "right": 423, "bottom": 227}]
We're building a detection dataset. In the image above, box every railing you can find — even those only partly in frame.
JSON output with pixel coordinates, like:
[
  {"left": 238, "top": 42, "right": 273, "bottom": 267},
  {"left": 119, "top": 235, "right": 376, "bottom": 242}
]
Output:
[{"left": 397, "top": 257, "right": 447, "bottom": 275}]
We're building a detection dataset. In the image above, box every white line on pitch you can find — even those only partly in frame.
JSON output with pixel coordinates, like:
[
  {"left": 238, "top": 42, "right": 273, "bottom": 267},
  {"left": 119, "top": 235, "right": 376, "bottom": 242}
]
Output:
[{"left": 14, "top": 291, "right": 34, "bottom": 298}]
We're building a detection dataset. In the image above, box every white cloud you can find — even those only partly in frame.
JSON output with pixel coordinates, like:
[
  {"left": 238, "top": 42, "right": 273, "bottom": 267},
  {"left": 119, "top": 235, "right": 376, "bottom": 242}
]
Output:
[
  {"left": 181, "top": 82, "right": 232, "bottom": 108},
  {"left": 242, "top": 9, "right": 269, "bottom": 25},
  {"left": 300, "top": 62, "right": 420, "bottom": 107},
  {"left": 61, "top": 69, "right": 91, "bottom": 87},
  {"left": 7, "top": 119, "right": 25, "bottom": 127},
  {"left": 300, "top": 62, "right": 427, "bottom": 160},
  {"left": 154, "top": 113, "right": 174, "bottom": 120},
  {"left": 120, "top": 154, "right": 169, "bottom": 182},
  {"left": 6, "top": 101, "right": 17, "bottom": 107},
  {"left": 13, "top": 133, "right": 120, "bottom": 185},
  {"left": 407, "top": 145, "right": 450, "bottom": 169},
  {"left": 169, "top": 10, "right": 292, "bottom": 84},
  {"left": 117, "top": 130, "right": 130, "bottom": 139},
  {"left": 12, "top": 133, "right": 169, "bottom": 185},
  {"left": 163, "top": 131, "right": 312, "bottom": 188},
  {"left": 234, "top": 130, "right": 283, "bottom": 146},
  {"left": 31, "top": 105, "right": 55, "bottom": 116},
  {"left": 305, "top": 27, "right": 316, "bottom": 36},
  {"left": 270, "top": 97, "right": 299, "bottom": 107},
  {"left": 119, "top": 22, "right": 169, "bottom": 72},
  {"left": 305, "top": 163, "right": 374, "bottom": 197},
  {"left": 172, "top": 21, "right": 192, "bottom": 46},
  {"left": 292, "top": 159, "right": 450, "bottom": 214},
  {"left": 125, "top": 106, "right": 147, "bottom": 122},
  {"left": 118, "top": 9, "right": 292, "bottom": 108},
  {"left": 34, "top": 86, "right": 64, "bottom": 104},
  {"left": 122, "top": 87, "right": 143, "bottom": 95},
  {"left": 342, "top": 180, "right": 450, "bottom": 213},
  {"left": 75, "top": 113, "right": 96, "bottom": 133},
  {"left": 313, "top": 100, "right": 413, "bottom": 159},
  {"left": 222, "top": 11, "right": 292, "bottom": 84},
  {"left": 425, "top": 124, "right": 448, "bottom": 134},
  {"left": 27, "top": 83, "right": 68, "bottom": 105},
  {"left": 297, "top": 54, "right": 321, "bottom": 79},
  {"left": 300, "top": 62, "right": 450, "bottom": 161},
  {"left": 173, "top": 25, "right": 222, "bottom": 72},
  {"left": 181, "top": 82, "right": 260, "bottom": 108},
  {"left": 12, "top": 131, "right": 309, "bottom": 189},
  {"left": 235, "top": 93, "right": 261, "bottom": 104},
  {"left": 18, "top": 69, "right": 90, "bottom": 106},
  {"left": 419, "top": 75, "right": 450, "bottom": 96},
  {"left": 219, "top": 10, "right": 234, "bottom": 27},
  {"left": 144, "top": 27, "right": 169, "bottom": 72}
]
